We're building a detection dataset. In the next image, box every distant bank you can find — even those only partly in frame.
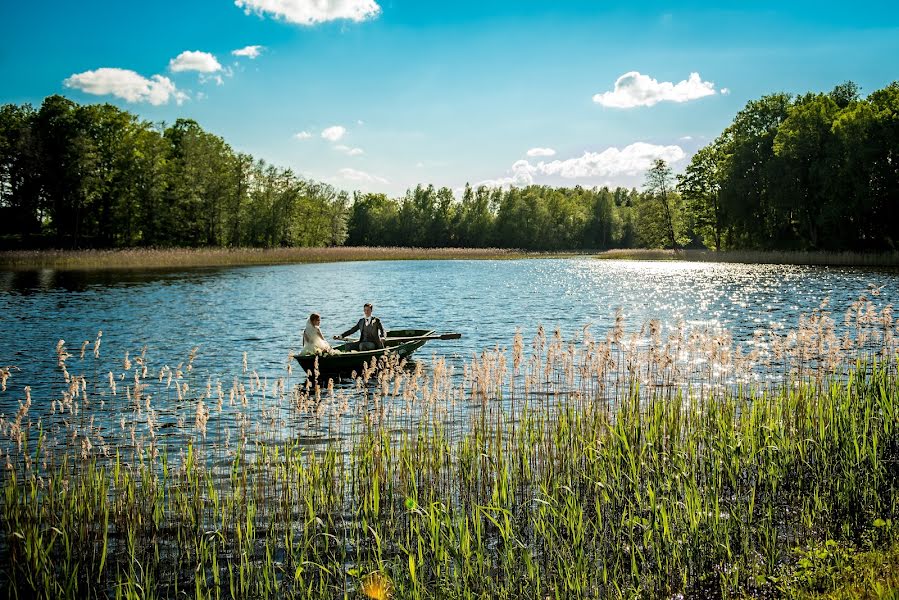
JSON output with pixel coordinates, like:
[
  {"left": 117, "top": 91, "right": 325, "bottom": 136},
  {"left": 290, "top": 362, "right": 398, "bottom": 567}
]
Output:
[
  {"left": 0, "top": 247, "right": 580, "bottom": 271},
  {"left": 2, "top": 247, "right": 898, "bottom": 271},
  {"left": 595, "top": 249, "right": 899, "bottom": 267}
]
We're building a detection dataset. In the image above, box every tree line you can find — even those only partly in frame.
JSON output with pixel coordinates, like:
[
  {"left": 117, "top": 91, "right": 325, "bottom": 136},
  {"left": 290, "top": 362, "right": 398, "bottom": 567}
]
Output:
[
  {"left": 2, "top": 81, "right": 897, "bottom": 251},
  {"left": 349, "top": 78, "right": 897, "bottom": 253},
  {"left": 678, "top": 81, "right": 899, "bottom": 251},
  {"left": 0, "top": 96, "right": 349, "bottom": 249}
]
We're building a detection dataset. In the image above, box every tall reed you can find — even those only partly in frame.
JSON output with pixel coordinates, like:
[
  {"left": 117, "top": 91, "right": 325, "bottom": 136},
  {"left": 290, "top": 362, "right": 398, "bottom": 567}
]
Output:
[{"left": 1, "top": 296, "right": 897, "bottom": 598}]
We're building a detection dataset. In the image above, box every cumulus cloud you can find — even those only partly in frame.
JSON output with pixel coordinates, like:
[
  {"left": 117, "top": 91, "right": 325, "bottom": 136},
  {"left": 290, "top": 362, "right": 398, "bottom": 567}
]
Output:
[
  {"left": 720, "top": 87, "right": 731, "bottom": 95},
  {"left": 321, "top": 125, "right": 346, "bottom": 142},
  {"left": 539, "top": 143, "right": 685, "bottom": 177},
  {"left": 339, "top": 167, "right": 388, "bottom": 184},
  {"left": 169, "top": 51, "right": 223, "bottom": 73},
  {"left": 232, "top": 45, "right": 264, "bottom": 59},
  {"left": 477, "top": 160, "right": 538, "bottom": 189},
  {"left": 335, "top": 144, "right": 364, "bottom": 156},
  {"left": 235, "top": 0, "right": 381, "bottom": 25},
  {"left": 294, "top": 131, "right": 312, "bottom": 139},
  {"left": 64, "top": 68, "right": 187, "bottom": 106},
  {"left": 593, "top": 71, "right": 717, "bottom": 108},
  {"left": 526, "top": 147, "right": 556, "bottom": 157},
  {"left": 478, "top": 142, "right": 685, "bottom": 188}
]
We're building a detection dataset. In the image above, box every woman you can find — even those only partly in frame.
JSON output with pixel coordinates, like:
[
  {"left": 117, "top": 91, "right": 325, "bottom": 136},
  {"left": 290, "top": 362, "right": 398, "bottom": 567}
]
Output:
[{"left": 301, "top": 313, "right": 337, "bottom": 356}]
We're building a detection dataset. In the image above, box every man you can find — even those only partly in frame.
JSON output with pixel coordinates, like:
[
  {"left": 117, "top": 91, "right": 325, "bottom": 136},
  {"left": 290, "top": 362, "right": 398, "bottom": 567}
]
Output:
[{"left": 337, "top": 303, "right": 386, "bottom": 350}]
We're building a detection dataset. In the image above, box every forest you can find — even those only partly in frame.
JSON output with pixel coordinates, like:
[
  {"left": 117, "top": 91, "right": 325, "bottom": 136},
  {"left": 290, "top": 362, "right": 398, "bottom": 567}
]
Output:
[{"left": 1, "top": 80, "right": 897, "bottom": 251}]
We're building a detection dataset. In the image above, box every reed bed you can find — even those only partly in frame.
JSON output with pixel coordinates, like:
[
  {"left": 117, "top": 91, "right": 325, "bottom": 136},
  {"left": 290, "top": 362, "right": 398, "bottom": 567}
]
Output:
[
  {"left": 0, "top": 247, "right": 579, "bottom": 271},
  {"left": 596, "top": 248, "right": 899, "bottom": 267},
  {"left": 1, "top": 296, "right": 898, "bottom": 598}
]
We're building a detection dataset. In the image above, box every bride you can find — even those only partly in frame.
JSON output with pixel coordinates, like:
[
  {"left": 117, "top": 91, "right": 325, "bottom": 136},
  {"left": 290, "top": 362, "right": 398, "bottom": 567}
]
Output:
[{"left": 301, "top": 313, "right": 339, "bottom": 356}]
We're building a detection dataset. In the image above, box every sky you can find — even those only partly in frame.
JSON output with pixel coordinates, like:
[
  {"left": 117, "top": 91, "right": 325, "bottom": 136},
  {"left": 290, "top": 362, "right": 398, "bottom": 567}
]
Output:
[{"left": 2, "top": 0, "right": 898, "bottom": 196}]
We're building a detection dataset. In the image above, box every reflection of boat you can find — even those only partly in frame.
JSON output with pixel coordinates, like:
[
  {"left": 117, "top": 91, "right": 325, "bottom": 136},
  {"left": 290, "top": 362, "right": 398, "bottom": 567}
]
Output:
[{"left": 294, "top": 329, "right": 460, "bottom": 376}]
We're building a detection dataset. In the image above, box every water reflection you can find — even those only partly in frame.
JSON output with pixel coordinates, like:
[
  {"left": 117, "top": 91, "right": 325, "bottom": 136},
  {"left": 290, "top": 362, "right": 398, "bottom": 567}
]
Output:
[{"left": 1, "top": 258, "right": 898, "bottom": 423}]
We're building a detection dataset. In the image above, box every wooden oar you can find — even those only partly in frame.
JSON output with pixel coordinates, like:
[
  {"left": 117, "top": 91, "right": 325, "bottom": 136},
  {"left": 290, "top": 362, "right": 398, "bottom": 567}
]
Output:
[{"left": 386, "top": 333, "right": 462, "bottom": 343}]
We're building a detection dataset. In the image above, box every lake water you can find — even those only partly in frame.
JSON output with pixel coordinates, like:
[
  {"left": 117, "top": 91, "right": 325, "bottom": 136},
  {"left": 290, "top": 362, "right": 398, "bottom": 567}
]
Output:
[
  {"left": 1, "top": 258, "right": 897, "bottom": 396},
  {"left": 2, "top": 258, "right": 898, "bottom": 460}
]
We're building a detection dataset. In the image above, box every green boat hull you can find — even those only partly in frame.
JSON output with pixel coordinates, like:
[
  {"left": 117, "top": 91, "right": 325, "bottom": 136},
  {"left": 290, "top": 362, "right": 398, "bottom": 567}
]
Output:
[{"left": 294, "top": 329, "right": 434, "bottom": 376}]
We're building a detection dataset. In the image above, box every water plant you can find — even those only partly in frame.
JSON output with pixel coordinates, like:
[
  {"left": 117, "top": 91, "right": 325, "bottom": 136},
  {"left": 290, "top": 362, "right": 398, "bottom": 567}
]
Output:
[{"left": 1, "top": 297, "right": 897, "bottom": 598}]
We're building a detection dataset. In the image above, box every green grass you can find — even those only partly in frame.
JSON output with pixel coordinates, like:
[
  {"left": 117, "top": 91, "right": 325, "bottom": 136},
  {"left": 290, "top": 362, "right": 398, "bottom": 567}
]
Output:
[
  {"left": 4, "top": 246, "right": 896, "bottom": 272},
  {"left": 755, "top": 539, "right": 899, "bottom": 599},
  {"left": 595, "top": 248, "right": 899, "bottom": 266},
  {"left": 2, "top": 309, "right": 898, "bottom": 598},
  {"left": 0, "top": 247, "right": 583, "bottom": 271}
]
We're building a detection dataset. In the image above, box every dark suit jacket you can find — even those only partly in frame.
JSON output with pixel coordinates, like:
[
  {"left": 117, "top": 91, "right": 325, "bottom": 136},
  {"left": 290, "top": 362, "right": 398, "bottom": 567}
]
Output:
[{"left": 341, "top": 317, "right": 385, "bottom": 344}]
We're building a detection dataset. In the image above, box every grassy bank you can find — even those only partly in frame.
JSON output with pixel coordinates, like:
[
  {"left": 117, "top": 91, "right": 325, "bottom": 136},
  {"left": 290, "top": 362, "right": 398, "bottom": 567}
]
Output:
[
  {"left": 0, "top": 247, "right": 581, "bottom": 271},
  {"left": 3, "top": 246, "right": 898, "bottom": 271},
  {"left": 2, "top": 301, "right": 898, "bottom": 598},
  {"left": 596, "top": 248, "right": 899, "bottom": 267}
]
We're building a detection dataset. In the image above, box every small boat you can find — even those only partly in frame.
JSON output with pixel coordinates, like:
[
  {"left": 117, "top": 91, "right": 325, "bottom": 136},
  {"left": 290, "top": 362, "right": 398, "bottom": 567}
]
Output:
[{"left": 294, "top": 329, "right": 460, "bottom": 377}]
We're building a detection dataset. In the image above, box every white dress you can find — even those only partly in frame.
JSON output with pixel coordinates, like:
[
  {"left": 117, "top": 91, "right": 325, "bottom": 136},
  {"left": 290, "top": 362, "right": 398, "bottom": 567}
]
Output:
[{"left": 301, "top": 319, "right": 333, "bottom": 356}]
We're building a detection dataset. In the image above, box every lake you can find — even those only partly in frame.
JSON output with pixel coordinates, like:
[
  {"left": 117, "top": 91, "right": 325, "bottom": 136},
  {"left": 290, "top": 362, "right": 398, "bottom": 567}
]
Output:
[{"left": 1, "top": 258, "right": 897, "bottom": 455}]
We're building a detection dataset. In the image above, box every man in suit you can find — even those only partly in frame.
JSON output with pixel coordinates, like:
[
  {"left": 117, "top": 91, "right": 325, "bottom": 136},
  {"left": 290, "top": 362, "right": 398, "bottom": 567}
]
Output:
[{"left": 337, "top": 303, "right": 386, "bottom": 350}]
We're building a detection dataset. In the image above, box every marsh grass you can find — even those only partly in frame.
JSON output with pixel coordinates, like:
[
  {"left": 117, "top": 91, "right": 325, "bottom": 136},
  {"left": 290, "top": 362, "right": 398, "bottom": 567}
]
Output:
[
  {"left": 1, "top": 296, "right": 898, "bottom": 598},
  {"left": 0, "top": 247, "right": 580, "bottom": 271},
  {"left": 5, "top": 246, "right": 896, "bottom": 272},
  {"left": 596, "top": 248, "right": 899, "bottom": 267}
]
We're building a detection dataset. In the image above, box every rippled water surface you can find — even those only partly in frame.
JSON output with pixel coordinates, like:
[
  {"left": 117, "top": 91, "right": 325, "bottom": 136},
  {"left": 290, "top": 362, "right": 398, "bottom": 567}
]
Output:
[{"left": 2, "top": 258, "right": 898, "bottom": 395}]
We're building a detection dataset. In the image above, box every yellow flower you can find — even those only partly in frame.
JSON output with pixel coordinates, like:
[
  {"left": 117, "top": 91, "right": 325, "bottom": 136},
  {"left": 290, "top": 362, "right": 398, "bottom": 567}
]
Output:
[{"left": 361, "top": 572, "right": 391, "bottom": 600}]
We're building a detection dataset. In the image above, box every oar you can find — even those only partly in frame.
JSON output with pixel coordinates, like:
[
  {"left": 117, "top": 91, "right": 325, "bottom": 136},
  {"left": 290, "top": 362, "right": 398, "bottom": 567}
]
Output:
[{"left": 386, "top": 333, "right": 462, "bottom": 343}]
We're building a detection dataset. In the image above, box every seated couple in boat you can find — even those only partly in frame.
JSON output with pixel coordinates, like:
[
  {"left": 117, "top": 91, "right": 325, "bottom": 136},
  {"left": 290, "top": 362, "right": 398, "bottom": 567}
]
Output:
[{"left": 300, "top": 303, "right": 386, "bottom": 356}]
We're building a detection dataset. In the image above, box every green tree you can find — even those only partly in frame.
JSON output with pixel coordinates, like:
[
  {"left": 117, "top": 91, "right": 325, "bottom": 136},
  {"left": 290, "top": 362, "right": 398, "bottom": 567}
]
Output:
[
  {"left": 717, "top": 93, "right": 793, "bottom": 248},
  {"left": 0, "top": 103, "right": 42, "bottom": 239},
  {"left": 456, "top": 183, "right": 495, "bottom": 247},
  {"left": 643, "top": 159, "right": 678, "bottom": 249},
  {"left": 772, "top": 93, "right": 841, "bottom": 248},
  {"left": 583, "top": 187, "right": 619, "bottom": 249},
  {"left": 678, "top": 144, "right": 725, "bottom": 251}
]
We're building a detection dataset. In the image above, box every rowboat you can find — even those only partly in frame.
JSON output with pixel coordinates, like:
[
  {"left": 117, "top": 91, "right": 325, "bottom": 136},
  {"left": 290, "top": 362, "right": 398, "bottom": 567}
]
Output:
[{"left": 293, "top": 329, "right": 461, "bottom": 377}]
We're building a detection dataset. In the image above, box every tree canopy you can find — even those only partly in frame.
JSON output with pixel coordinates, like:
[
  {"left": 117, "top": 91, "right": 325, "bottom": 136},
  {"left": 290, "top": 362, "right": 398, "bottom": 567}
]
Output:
[
  {"left": 2, "top": 81, "right": 897, "bottom": 251},
  {"left": 0, "top": 96, "right": 349, "bottom": 249}
]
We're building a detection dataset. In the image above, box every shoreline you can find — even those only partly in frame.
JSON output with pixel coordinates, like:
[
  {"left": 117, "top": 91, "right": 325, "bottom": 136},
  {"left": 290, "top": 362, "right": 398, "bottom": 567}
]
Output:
[
  {"left": 594, "top": 248, "right": 899, "bottom": 267},
  {"left": 0, "top": 247, "right": 582, "bottom": 271},
  {"left": 1, "top": 246, "right": 898, "bottom": 271}
]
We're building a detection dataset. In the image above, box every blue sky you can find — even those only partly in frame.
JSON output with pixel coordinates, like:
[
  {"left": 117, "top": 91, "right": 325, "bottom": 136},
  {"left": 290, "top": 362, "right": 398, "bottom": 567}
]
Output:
[{"left": 2, "top": 0, "right": 898, "bottom": 195}]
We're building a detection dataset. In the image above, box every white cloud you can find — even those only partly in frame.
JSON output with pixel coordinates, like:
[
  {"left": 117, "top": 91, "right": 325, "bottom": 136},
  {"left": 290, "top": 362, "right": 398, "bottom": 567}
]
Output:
[
  {"left": 200, "top": 74, "right": 225, "bottom": 86},
  {"left": 294, "top": 131, "right": 312, "bottom": 139},
  {"left": 679, "top": 135, "right": 693, "bottom": 141},
  {"left": 232, "top": 45, "right": 264, "bottom": 59},
  {"left": 339, "top": 167, "right": 388, "bottom": 184},
  {"left": 539, "top": 143, "right": 685, "bottom": 177},
  {"left": 477, "top": 160, "right": 538, "bottom": 189},
  {"left": 235, "top": 0, "right": 381, "bottom": 25},
  {"left": 357, "top": 119, "right": 365, "bottom": 125},
  {"left": 64, "top": 68, "right": 187, "bottom": 106},
  {"left": 335, "top": 144, "right": 364, "bottom": 156},
  {"left": 169, "top": 51, "right": 223, "bottom": 73},
  {"left": 478, "top": 142, "right": 685, "bottom": 188},
  {"left": 593, "top": 71, "right": 717, "bottom": 108},
  {"left": 720, "top": 87, "right": 731, "bottom": 95},
  {"left": 321, "top": 125, "right": 346, "bottom": 142},
  {"left": 526, "top": 147, "right": 556, "bottom": 157}
]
